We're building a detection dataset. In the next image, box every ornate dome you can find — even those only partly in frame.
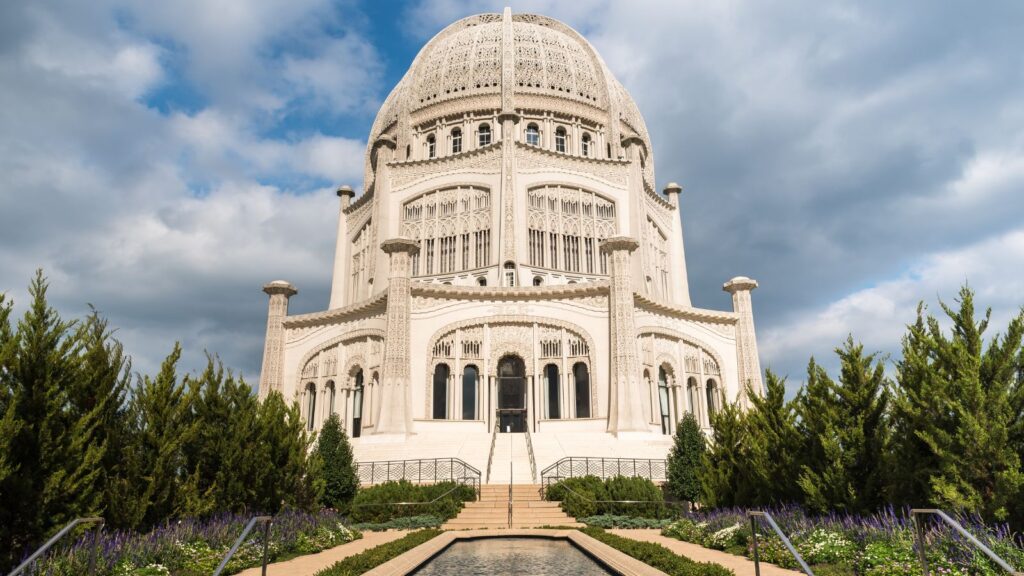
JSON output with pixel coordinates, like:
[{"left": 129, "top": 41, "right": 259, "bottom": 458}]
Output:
[{"left": 364, "top": 9, "right": 654, "bottom": 191}]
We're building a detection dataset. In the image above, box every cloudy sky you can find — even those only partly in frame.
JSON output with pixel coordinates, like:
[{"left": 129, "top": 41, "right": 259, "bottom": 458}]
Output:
[{"left": 1, "top": 0, "right": 1022, "bottom": 392}]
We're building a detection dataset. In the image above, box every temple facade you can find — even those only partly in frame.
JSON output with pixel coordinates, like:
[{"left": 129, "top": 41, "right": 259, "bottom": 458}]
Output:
[{"left": 258, "top": 9, "right": 763, "bottom": 482}]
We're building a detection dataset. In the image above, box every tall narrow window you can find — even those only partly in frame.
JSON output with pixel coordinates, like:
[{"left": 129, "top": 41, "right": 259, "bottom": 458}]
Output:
[
  {"left": 658, "top": 368, "right": 671, "bottom": 434},
  {"left": 504, "top": 261, "right": 516, "bottom": 287},
  {"left": 706, "top": 379, "right": 718, "bottom": 419},
  {"left": 581, "top": 133, "right": 591, "bottom": 157},
  {"left": 526, "top": 123, "right": 540, "bottom": 146},
  {"left": 433, "top": 364, "right": 450, "bottom": 419},
  {"left": 461, "top": 233, "right": 470, "bottom": 270},
  {"left": 327, "top": 381, "right": 336, "bottom": 415},
  {"left": 549, "top": 232, "right": 558, "bottom": 269},
  {"left": 425, "top": 239, "right": 435, "bottom": 274},
  {"left": 305, "top": 382, "right": 316, "bottom": 431},
  {"left": 478, "top": 124, "right": 491, "bottom": 147},
  {"left": 573, "top": 362, "right": 590, "bottom": 418},
  {"left": 462, "top": 365, "right": 478, "bottom": 420},
  {"left": 544, "top": 364, "right": 560, "bottom": 419},
  {"left": 451, "top": 128, "right": 462, "bottom": 154},
  {"left": 555, "top": 127, "right": 566, "bottom": 153},
  {"left": 687, "top": 377, "right": 699, "bottom": 416},
  {"left": 427, "top": 134, "right": 436, "bottom": 159},
  {"left": 352, "top": 371, "right": 364, "bottom": 438}
]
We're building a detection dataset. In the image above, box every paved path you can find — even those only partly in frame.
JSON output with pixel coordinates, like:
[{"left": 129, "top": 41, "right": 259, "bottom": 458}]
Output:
[
  {"left": 236, "top": 530, "right": 408, "bottom": 576},
  {"left": 608, "top": 529, "right": 804, "bottom": 576}
]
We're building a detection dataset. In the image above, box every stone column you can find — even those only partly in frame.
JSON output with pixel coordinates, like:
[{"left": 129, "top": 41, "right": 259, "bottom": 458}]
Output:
[
  {"left": 373, "top": 238, "right": 420, "bottom": 436},
  {"left": 662, "top": 183, "right": 692, "bottom": 307},
  {"left": 601, "top": 236, "right": 648, "bottom": 435},
  {"left": 724, "top": 276, "right": 764, "bottom": 407},
  {"left": 329, "top": 186, "right": 355, "bottom": 309},
  {"left": 258, "top": 280, "right": 297, "bottom": 399}
]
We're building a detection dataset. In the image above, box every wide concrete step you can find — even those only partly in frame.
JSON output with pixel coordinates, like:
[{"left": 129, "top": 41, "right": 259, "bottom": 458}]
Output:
[{"left": 462, "top": 500, "right": 558, "bottom": 508}]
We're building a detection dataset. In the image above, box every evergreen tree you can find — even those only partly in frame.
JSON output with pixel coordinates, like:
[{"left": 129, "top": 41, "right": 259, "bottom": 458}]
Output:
[
  {"left": 742, "top": 371, "right": 802, "bottom": 506},
  {"left": 0, "top": 273, "right": 104, "bottom": 567},
  {"left": 129, "top": 344, "right": 198, "bottom": 527},
  {"left": 797, "top": 338, "right": 889, "bottom": 513},
  {"left": 666, "top": 413, "right": 705, "bottom": 505},
  {"left": 887, "top": 287, "right": 1024, "bottom": 522},
  {"left": 315, "top": 413, "right": 359, "bottom": 510},
  {"left": 253, "top": 392, "right": 318, "bottom": 512},
  {"left": 700, "top": 401, "right": 747, "bottom": 508}
]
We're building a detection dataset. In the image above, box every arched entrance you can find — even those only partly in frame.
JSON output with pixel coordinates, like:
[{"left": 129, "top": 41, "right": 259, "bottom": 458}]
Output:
[{"left": 496, "top": 355, "right": 527, "bottom": 433}]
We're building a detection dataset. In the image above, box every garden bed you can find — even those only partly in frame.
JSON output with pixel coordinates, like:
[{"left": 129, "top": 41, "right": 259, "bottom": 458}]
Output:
[
  {"left": 313, "top": 529, "right": 442, "bottom": 576},
  {"left": 661, "top": 506, "right": 1024, "bottom": 575}
]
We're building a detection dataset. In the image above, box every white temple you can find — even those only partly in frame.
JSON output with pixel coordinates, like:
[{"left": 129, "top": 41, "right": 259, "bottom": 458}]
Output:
[{"left": 258, "top": 9, "right": 764, "bottom": 484}]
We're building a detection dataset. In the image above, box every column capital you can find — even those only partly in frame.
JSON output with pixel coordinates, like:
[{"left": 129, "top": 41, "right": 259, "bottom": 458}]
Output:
[
  {"left": 336, "top": 185, "right": 355, "bottom": 208},
  {"left": 380, "top": 237, "right": 421, "bottom": 255},
  {"left": 723, "top": 276, "right": 758, "bottom": 293},
  {"left": 663, "top": 182, "right": 682, "bottom": 196},
  {"left": 599, "top": 236, "right": 640, "bottom": 254},
  {"left": 263, "top": 280, "right": 297, "bottom": 297}
]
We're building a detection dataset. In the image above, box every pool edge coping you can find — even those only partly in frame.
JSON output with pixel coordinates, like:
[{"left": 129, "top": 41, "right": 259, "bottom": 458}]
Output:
[{"left": 361, "top": 529, "right": 668, "bottom": 576}]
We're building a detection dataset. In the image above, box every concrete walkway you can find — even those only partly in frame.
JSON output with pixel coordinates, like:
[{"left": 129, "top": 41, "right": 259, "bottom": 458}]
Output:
[
  {"left": 235, "top": 530, "right": 408, "bottom": 576},
  {"left": 608, "top": 529, "right": 805, "bottom": 576}
]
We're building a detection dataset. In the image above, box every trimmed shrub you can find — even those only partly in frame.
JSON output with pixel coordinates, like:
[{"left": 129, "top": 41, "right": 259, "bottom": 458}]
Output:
[
  {"left": 348, "top": 480, "right": 475, "bottom": 523},
  {"left": 315, "top": 529, "right": 442, "bottom": 576},
  {"left": 546, "top": 475, "right": 667, "bottom": 518},
  {"left": 580, "top": 528, "right": 734, "bottom": 576},
  {"left": 581, "top": 515, "right": 674, "bottom": 529},
  {"left": 351, "top": 514, "right": 443, "bottom": 532}
]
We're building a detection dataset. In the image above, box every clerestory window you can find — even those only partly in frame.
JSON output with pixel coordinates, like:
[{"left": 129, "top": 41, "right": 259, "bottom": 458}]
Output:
[{"left": 526, "top": 123, "right": 540, "bottom": 146}]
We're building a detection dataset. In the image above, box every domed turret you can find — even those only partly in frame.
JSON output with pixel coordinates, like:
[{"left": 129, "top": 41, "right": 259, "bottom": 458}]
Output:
[{"left": 364, "top": 9, "right": 654, "bottom": 194}]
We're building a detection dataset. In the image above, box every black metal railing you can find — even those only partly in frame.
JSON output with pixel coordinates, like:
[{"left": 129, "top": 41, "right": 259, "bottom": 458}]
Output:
[
  {"left": 486, "top": 422, "right": 499, "bottom": 483},
  {"left": 356, "top": 457, "right": 481, "bottom": 498},
  {"left": 912, "top": 509, "right": 1021, "bottom": 575},
  {"left": 524, "top": 423, "right": 538, "bottom": 484},
  {"left": 212, "top": 516, "right": 273, "bottom": 576},
  {"left": 748, "top": 510, "right": 815, "bottom": 575},
  {"left": 541, "top": 457, "right": 666, "bottom": 492},
  {"left": 8, "top": 517, "right": 104, "bottom": 576}
]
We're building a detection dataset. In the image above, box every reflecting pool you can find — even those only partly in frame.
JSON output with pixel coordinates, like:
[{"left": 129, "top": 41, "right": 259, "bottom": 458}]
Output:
[{"left": 413, "top": 537, "right": 614, "bottom": 575}]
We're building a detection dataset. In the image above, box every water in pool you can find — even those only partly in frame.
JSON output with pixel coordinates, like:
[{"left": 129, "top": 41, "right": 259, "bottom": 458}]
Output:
[{"left": 413, "top": 537, "right": 613, "bottom": 575}]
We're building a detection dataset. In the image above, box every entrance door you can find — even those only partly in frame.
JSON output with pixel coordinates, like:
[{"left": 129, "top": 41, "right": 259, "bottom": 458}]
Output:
[{"left": 496, "top": 355, "right": 527, "bottom": 433}]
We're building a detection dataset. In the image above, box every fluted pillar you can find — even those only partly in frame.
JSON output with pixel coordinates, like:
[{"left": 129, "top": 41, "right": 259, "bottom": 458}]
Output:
[
  {"left": 329, "top": 185, "right": 355, "bottom": 309},
  {"left": 663, "top": 183, "right": 692, "bottom": 306},
  {"left": 723, "top": 276, "right": 764, "bottom": 406},
  {"left": 601, "top": 236, "right": 648, "bottom": 435},
  {"left": 258, "top": 280, "right": 297, "bottom": 399},
  {"left": 374, "top": 238, "right": 420, "bottom": 436}
]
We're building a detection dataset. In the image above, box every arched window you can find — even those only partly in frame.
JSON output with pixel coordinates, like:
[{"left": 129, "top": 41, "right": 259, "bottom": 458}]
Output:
[
  {"left": 532, "top": 276, "right": 543, "bottom": 286},
  {"left": 526, "top": 123, "right": 540, "bottom": 146},
  {"left": 555, "top": 127, "right": 567, "bottom": 153},
  {"left": 687, "top": 377, "right": 699, "bottom": 417},
  {"left": 504, "top": 261, "right": 516, "bottom": 287},
  {"left": 326, "top": 381, "right": 336, "bottom": 415},
  {"left": 451, "top": 128, "right": 462, "bottom": 154},
  {"left": 305, "top": 382, "right": 316, "bottom": 431},
  {"left": 433, "top": 363, "right": 450, "bottom": 419},
  {"left": 352, "top": 371, "right": 364, "bottom": 437},
  {"left": 706, "top": 378, "right": 718, "bottom": 419},
  {"left": 581, "top": 133, "right": 591, "bottom": 157},
  {"left": 477, "top": 277, "right": 487, "bottom": 287},
  {"left": 478, "top": 124, "right": 491, "bottom": 147},
  {"left": 658, "top": 367, "right": 671, "bottom": 434},
  {"left": 405, "top": 144, "right": 410, "bottom": 159},
  {"left": 573, "top": 362, "right": 590, "bottom": 418},
  {"left": 544, "top": 363, "right": 560, "bottom": 419},
  {"left": 427, "top": 134, "right": 436, "bottom": 159},
  {"left": 462, "top": 365, "right": 478, "bottom": 420}
]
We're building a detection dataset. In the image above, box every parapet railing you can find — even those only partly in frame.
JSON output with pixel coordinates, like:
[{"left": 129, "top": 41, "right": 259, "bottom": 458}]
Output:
[
  {"left": 540, "top": 457, "right": 667, "bottom": 493},
  {"left": 508, "top": 461, "right": 514, "bottom": 528},
  {"left": 8, "top": 517, "right": 105, "bottom": 576},
  {"left": 523, "top": 423, "right": 538, "bottom": 484},
  {"left": 485, "top": 422, "right": 499, "bottom": 484},
  {"left": 356, "top": 457, "right": 481, "bottom": 500},
  {"left": 212, "top": 516, "right": 273, "bottom": 576},
  {"left": 911, "top": 509, "right": 1022, "bottom": 575},
  {"left": 748, "top": 510, "right": 815, "bottom": 576}
]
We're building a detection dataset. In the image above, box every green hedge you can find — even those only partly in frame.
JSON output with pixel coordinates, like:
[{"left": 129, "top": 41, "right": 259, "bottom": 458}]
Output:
[
  {"left": 580, "top": 528, "right": 734, "bottom": 576},
  {"left": 314, "top": 529, "right": 442, "bottom": 576},
  {"left": 545, "top": 475, "right": 668, "bottom": 518},
  {"left": 351, "top": 514, "right": 443, "bottom": 531},
  {"left": 348, "top": 480, "right": 476, "bottom": 523},
  {"left": 581, "top": 514, "right": 675, "bottom": 529}
]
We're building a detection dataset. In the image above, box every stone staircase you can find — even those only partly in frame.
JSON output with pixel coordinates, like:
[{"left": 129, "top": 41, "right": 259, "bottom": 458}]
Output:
[{"left": 442, "top": 484, "right": 583, "bottom": 529}]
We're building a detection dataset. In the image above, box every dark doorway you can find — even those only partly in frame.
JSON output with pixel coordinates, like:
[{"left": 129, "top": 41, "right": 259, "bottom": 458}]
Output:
[
  {"left": 352, "top": 370, "right": 364, "bottom": 438},
  {"left": 497, "top": 355, "right": 527, "bottom": 433}
]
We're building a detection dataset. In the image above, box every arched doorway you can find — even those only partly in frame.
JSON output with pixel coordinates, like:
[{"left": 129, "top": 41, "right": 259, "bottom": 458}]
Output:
[
  {"left": 496, "top": 355, "right": 526, "bottom": 433},
  {"left": 352, "top": 369, "right": 364, "bottom": 438}
]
